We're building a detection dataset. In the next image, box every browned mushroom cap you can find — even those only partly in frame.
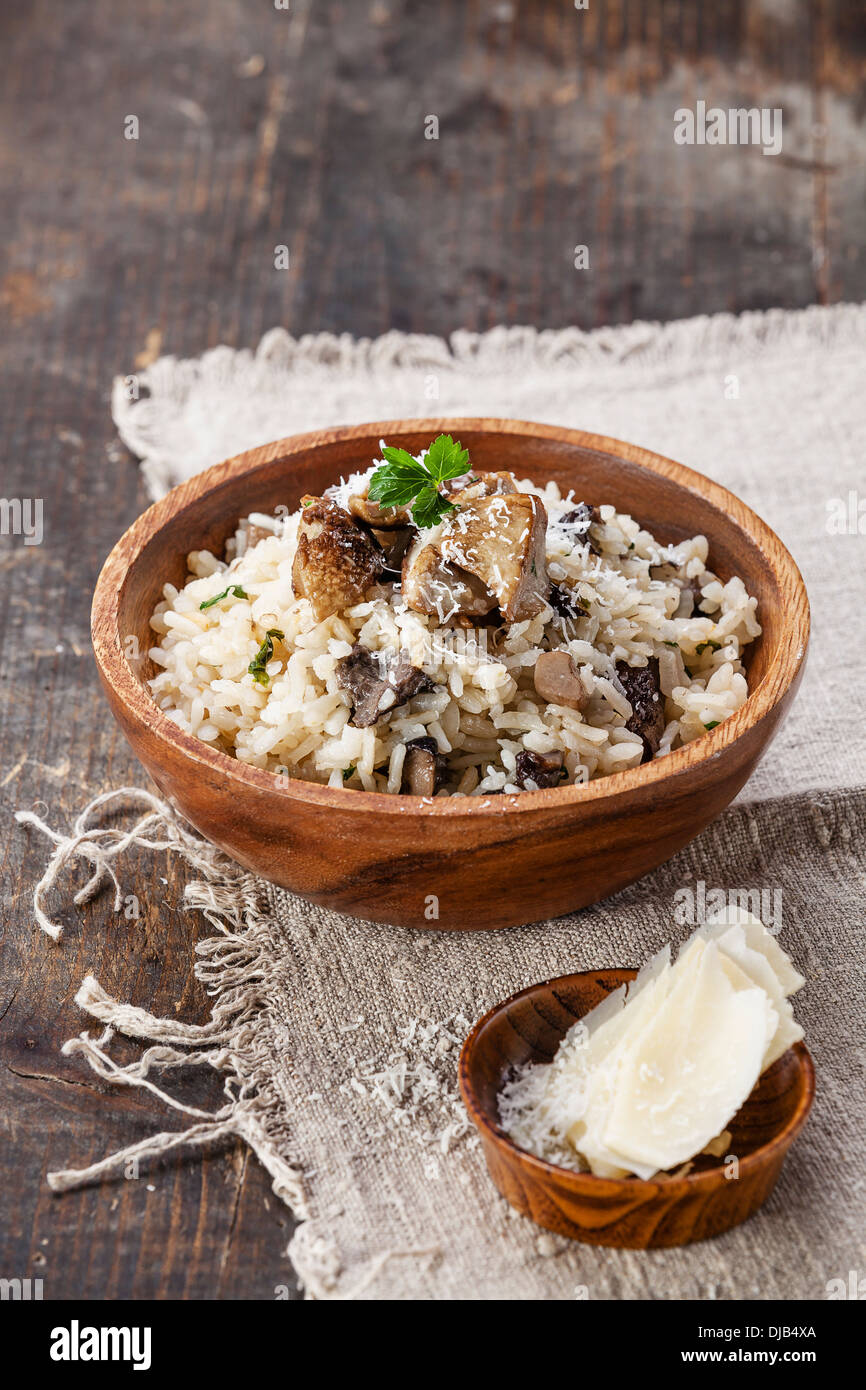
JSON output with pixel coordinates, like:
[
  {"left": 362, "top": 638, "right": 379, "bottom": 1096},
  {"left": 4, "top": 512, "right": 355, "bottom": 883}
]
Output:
[
  {"left": 292, "top": 497, "right": 384, "bottom": 622},
  {"left": 533, "top": 650, "right": 589, "bottom": 710},
  {"left": 400, "top": 736, "right": 448, "bottom": 796}
]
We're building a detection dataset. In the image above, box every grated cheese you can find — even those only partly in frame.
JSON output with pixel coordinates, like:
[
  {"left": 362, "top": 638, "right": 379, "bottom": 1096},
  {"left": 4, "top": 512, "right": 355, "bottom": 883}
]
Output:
[{"left": 339, "top": 1010, "right": 480, "bottom": 1158}]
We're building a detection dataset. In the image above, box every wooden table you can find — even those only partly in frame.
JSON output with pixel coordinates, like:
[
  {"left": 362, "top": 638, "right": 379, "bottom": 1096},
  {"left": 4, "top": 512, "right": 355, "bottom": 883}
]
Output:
[{"left": 1, "top": 0, "right": 863, "bottom": 1300}]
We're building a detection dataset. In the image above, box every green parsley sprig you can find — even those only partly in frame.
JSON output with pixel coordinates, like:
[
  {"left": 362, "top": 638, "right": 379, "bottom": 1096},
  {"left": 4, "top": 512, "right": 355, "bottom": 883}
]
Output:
[{"left": 367, "top": 434, "right": 471, "bottom": 529}]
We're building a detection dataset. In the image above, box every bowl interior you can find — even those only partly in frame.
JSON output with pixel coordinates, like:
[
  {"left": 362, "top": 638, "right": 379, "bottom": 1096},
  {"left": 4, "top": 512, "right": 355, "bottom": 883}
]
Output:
[
  {"left": 461, "top": 970, "right": 814, "bottom": 1179},
  {"left": 113, "top": 422, "right": 791, "bottom": 701}
]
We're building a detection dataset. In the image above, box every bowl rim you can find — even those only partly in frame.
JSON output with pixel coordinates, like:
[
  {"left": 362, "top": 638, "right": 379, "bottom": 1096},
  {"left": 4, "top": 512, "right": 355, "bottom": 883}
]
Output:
[
  {"left": 458, "top": 968, "right": 816, "bottom": 1195},
  {"left": 92, "top": 417, "right": 810, "bottom": 818}
]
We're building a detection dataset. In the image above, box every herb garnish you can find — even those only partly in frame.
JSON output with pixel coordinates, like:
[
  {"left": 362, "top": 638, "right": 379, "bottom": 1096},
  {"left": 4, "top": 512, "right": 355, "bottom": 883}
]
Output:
[
  {"left": 248, "top": 628, "right": 284, "bottom": 686},
  {"left": 704, "top": 719, "right": 720, "bottom": 730},
  {"left": 695, "top": 640, "right": 721, "bottom": 655},
  {"left": 367, "top": 433, "right": 470, "bottom": 529},
  {"left": 342, "top": 766, "right": 356, "bottom": 782},
  {"left": 200, "top": 583, "right": 249, "bottom": 610}
]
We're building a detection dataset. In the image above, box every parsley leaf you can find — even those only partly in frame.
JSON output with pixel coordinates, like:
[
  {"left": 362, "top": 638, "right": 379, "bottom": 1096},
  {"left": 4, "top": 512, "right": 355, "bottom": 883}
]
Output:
[
  {"left": 695, "top": 640, "right": 722, "bottom": 655},
  {"left": 200, "top": 583, "right": 249, "bottom": 610},
  {"left": 422, "top": 433, "right": 469, "bottom": 483},
  {"left": 704, "top": 719, "right": 720, "bottom": 730},
  {"left": 412, "top": 485, "right": 453, "bottom": 530},
  {"left": 378, "top": 444, "right": 419, "bottom": 472},
  {"left": 368, "top": 434, "right": 470, "bottom": 528},
  {"left": 248, "top": 628, "right": 284, "bottom": 687}
]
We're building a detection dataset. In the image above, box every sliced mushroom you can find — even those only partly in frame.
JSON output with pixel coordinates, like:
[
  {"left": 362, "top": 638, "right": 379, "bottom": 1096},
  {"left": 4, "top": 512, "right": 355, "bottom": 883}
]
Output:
[
  {"left": 371, "top": 525, "right": 415, "bottom": 573},
  {"left": 615, "top": 656, "right": 666, "bottom": 762},
  {"left": 335, "top": 643, "right": 433, "bottom": 728},
  {"left": 386, "top": 652, "right": 435, "bottom": 707},
  {"left": 447, "top": 470, "right": 518, "bottom": 506},
  {"left": 561, "top": 502, "right": 602, "bottom": 555},
  {"left": 401, "top": 534, "right": 497, "bottom": 620},
  {"left": 437, "top": 492, "right": 549, "bottom": 622},
  {"left": 400, "top": 736, "right": 448, "bottom": 796},
  {"left": 533, "top": 650, "right": 589, "bottom": 711},
  {"left": 292, "top": 497, "right": 384, "bottom": 622},
  {"left": 549, "top": 582, "right": 589, "bottom": 620},
  {"left": 514, "top": 749, "right": 564, "bottom": 789},
  {"left": 648, "top": 562, "right": 678, "bottom": 583},
  {"left": 348, "top": 492, "right": 412, "bottom": 530}
]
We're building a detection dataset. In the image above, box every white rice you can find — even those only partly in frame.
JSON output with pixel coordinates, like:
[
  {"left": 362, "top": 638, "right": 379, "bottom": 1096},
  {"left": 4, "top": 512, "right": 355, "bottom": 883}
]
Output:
[{"left": 147, "top": 473, "right": 760, "bottom": 795}]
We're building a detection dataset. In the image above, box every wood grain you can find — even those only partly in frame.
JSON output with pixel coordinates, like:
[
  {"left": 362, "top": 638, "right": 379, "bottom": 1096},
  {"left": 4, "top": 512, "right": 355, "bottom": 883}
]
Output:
[
  {"left": 0, "top": 0, "right": 861, "bottom": 1299},
  {"left": 459, "top": 970, "right": 815, "bottom": 1248},
  {"left": 91, "top": 419, "right": 810, "bottom": 931}
]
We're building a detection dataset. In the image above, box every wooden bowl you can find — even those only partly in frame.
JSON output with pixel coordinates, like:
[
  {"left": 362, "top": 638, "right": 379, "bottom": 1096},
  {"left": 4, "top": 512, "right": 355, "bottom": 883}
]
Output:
[
  {"left": 91, "top": 419, "right": 809, "bottom": 930},
  {"left": 459, "top": 970, "right": 815, "bottom": 1248}
]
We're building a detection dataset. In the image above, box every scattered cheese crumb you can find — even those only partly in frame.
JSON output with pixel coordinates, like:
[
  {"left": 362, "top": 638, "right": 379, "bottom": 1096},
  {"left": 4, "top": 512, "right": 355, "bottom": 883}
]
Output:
[{"left": 339, "top": 1011, "right": 480, "bottom": 1158}]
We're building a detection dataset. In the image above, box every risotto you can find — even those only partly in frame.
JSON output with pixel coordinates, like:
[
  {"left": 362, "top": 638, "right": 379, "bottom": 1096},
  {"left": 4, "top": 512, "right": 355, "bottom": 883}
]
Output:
[{"left": 147, "top": 438, "right": 760, "bottom": 797}]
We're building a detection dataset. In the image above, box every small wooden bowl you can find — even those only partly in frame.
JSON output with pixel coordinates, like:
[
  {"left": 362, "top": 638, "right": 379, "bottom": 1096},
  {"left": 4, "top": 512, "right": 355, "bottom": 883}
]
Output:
[
  {"left": 459, "top": 970, "right": 815, "bottom": 1248},
  {"left": 91, "top": 419, "right": 809, "bottom": 930}
]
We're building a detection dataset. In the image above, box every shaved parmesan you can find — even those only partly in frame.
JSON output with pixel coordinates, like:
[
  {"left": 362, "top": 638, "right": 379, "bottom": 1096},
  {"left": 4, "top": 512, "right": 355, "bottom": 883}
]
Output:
[
  {"left": 601, "top": 940, "right": 776, "bottom": 1174},
  {"left": 498, "top": 915, "right": 805, "bottom": 1179},
  {"left": 703, "top": 906, "right": 806, "bottom": 997},
  {"left": 703, "top": 922, "right": 804, "bottom": 1068}
]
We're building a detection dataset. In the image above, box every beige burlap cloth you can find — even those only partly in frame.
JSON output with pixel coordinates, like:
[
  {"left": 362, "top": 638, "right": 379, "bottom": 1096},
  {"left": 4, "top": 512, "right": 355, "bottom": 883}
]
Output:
[{"left": 22, "top": 306, "right": 866, "bottom": 1299}]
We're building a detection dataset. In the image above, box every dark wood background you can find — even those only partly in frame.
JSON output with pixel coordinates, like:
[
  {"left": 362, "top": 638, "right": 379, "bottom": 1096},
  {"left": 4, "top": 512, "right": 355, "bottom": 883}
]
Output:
[{"left": 1, "top": 0, "right": 863, "bottom": 1301}]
